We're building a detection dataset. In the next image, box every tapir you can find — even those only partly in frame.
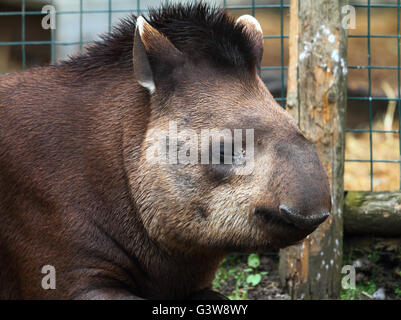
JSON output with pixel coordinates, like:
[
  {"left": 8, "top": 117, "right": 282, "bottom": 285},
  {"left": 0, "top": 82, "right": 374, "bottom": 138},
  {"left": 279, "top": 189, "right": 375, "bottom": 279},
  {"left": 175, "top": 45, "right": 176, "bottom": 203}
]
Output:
[{"left": 0, "top": 3, "right": 331, "bottom": 299}]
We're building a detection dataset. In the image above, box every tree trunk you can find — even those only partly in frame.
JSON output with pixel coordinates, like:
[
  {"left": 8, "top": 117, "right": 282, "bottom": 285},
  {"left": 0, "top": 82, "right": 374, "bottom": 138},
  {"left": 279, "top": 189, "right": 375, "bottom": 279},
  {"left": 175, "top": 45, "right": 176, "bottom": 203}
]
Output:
[
  {"left": 344, "top": 191, "right": 401, "bottom": 237},
  {"left": 279, "top": 0, "right": 348, "bottom": 299}
]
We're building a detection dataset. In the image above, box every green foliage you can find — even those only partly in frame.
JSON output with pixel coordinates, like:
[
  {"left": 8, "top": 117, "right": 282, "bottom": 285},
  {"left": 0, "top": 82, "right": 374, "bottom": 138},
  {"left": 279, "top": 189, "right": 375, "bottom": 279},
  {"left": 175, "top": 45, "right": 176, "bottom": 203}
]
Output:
[
  {"left": 247, "top": 254, "right": 260, "bottom": 268},
  {"left": 229, "top": 267, "right": 249, "bottom": 300},
  {"left": 246, "top": 274, "right": 262, "bottom": 287},
  {"left": 212, "top": 253, "right": 269, "bottom": 300},
  {"left": 393, "top": 272, "right": 401, "bottom": 297},
  {"left": 342, "top": 245, "right": 377, "bottom": 300},
  {"left": 341, "top": 244, "right": 378, "bottom": 300},
  {"left": 393, "top": 284, "right": 401, "bottom": 297},
  {"left": 212, "top": 255, "right": 240, "bottom": 291},
  {"left": 245, "top": 254, "right": 268, "bottom": 287},
  {"left": 368, "top": 251, "right": 380, "bottom": 266},
  {"left": 340, "top": 280, "right": 377, "bottom": 300},
  {"left": 342, "top": 242, "right": 401, "bottom": 300}
]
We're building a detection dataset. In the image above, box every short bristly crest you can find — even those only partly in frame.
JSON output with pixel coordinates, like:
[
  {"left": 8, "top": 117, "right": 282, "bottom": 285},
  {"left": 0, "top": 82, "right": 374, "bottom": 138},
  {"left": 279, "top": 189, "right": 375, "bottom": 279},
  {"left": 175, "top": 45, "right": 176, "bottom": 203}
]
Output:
[{"left": 60, "top": 3, "right": 264, "bottom": 78}]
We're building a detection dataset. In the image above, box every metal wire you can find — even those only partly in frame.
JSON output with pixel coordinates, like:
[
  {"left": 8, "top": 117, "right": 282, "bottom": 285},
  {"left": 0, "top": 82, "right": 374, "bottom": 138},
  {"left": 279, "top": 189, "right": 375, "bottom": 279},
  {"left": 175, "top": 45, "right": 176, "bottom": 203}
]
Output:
[
  {"left": 398, "top": 0, "right": 401, "bottom": 189},
  {"left": 345, "top": 1, "right": 401, "bottom": 191}
]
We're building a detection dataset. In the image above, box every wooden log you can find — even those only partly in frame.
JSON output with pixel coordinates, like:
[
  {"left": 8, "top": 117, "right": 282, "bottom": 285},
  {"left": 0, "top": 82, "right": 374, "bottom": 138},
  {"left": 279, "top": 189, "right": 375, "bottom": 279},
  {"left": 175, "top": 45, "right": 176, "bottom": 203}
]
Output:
[
  {"left": 344, "top": 191, "right": 401, "bottom": 236},
  {"left": 279, "top": 0, "right": 348, "bottom": 299}
]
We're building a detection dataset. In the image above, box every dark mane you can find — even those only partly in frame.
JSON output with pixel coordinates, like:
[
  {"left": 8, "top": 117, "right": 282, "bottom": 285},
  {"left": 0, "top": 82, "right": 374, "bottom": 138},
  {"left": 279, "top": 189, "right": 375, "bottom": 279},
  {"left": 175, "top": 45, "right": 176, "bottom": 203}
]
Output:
[{"left": 60, "top": 2, "right": 256, "bottom": 73}]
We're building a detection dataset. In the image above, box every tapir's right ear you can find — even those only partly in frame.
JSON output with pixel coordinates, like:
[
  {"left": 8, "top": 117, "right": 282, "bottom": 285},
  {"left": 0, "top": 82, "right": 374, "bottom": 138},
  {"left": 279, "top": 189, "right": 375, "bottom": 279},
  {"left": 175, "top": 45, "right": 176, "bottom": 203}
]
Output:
[
  {"left": 235, "top": 15, "right": 264, "bottom": 75},
  {"left": 133, "top": 16, "right": 184, "bottom": 94}
]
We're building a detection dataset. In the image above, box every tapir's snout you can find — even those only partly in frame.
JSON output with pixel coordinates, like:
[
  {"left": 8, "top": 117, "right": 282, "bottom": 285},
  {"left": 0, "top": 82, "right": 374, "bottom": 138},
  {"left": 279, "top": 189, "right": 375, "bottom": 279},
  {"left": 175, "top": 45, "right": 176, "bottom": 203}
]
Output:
[
  {"left": 278, "top": 205, "right": 330, "bottom": 230},
  {"left": 275, "top": 137, "right": 332, "bottom": 231},
  {"left": 254, "top": 132, "right": 332, "bottom": 233}
]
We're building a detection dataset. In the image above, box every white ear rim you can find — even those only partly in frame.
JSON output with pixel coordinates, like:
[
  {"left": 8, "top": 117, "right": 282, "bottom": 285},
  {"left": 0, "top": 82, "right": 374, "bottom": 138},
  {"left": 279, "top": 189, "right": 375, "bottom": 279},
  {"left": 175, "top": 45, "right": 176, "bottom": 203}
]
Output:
[
  {"left": 138, "top": 80, "right": 156, "bottom": 94},
  {"left": 235, "top": 15, "right": 263, "bottom": 34},
  {"left": 135, "top": 16, "right": 156, "bottom": 94},
  {"left": 136, "top": 16, "right": 146, "bottom": 37}
]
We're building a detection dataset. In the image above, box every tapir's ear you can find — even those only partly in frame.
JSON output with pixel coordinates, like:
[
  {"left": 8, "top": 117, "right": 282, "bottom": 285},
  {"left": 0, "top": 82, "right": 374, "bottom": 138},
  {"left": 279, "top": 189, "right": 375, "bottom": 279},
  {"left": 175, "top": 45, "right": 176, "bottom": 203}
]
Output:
[
  {"left": 235, "top": 15, "right": 264, "bottom": 75},
  {"left": 133, "top": 16, "right": 184, "bottom": 94}
]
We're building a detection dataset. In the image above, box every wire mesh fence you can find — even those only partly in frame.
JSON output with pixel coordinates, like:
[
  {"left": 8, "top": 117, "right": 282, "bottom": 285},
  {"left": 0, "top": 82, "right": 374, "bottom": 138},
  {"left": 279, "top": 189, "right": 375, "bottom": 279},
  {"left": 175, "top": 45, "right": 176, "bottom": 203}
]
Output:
[
  {"left": 346, "top": 0, "right": 401, "bottom": 191},
  {"left": 0, "top": 0, "right": 400, "bottom": 191}
]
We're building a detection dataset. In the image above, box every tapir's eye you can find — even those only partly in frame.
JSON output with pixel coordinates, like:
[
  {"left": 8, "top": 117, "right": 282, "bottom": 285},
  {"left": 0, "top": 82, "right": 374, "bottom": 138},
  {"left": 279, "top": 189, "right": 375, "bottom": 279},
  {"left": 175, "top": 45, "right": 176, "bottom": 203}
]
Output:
[
  {"left": 219, "top": 141, "right": 235, "bottom": 164},
  {"left": 207, "top": 139, "right": 245, "bottom": 182},
  {"left": 212, "top": 141, "right": 235, "bottom": 165}
]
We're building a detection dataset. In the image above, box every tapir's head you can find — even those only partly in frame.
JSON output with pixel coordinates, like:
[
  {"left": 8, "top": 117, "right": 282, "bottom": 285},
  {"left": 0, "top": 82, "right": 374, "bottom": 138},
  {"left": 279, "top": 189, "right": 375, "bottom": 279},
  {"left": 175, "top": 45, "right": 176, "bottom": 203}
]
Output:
[{"left": 131, "top": 5, "right": 331, "bottom": 254}]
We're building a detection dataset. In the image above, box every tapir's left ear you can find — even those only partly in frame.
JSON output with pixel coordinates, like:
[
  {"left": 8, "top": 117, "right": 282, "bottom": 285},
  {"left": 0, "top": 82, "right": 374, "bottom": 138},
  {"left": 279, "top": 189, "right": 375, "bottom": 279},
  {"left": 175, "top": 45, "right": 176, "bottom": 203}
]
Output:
[
  {"left": 235, "top": 15, "right": 264, "bottom": 75},
  {"left": 133, "top": 16, "right": 184, "bottom": 94}
]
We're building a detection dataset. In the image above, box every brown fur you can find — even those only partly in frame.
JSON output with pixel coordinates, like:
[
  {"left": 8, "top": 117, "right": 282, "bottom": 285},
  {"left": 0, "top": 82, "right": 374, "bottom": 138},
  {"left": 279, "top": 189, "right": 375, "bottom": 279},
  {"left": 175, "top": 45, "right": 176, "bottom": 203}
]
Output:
[{"left": 0, "top": 3, "right": 330, "bottom": 299}]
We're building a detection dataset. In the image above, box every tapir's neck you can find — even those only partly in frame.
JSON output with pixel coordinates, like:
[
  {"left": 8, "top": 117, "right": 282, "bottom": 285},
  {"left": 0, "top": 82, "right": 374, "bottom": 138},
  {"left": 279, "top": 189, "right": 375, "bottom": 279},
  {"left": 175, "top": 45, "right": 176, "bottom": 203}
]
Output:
[
  {"left": 136, "top": 243, "right": 225, "bottom": 299},
  {"left": 118, "top": 96, "right": 224, "bottom": 298}
]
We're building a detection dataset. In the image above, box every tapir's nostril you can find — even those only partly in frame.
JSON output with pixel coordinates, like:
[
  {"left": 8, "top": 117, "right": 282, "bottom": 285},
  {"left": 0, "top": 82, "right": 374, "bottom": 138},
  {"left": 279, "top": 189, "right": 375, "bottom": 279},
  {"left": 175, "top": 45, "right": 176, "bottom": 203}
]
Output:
[{"left": 278, "top": 205, "right": 330, "bottom": 230}]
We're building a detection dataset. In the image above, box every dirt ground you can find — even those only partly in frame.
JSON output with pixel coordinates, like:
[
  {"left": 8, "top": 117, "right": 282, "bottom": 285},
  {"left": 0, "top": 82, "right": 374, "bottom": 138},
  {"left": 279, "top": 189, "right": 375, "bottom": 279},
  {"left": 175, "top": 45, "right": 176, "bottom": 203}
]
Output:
[
  {"left": 214, "top": 252, "right": 291, "bottom": 300},
  {"left": 215, "top": 246, "right": 401, "bottom": 300},
  {"left": 240, "top": 253, "right": 290, "bottom": 300}
]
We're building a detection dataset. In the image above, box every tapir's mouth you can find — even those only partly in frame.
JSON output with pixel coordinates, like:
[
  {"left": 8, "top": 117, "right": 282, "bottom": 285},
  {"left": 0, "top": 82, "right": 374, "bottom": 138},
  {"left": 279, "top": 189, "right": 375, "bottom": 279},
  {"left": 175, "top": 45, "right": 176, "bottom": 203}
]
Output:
[
  {"left": 251, "top": 206, "right": 330, "bottom": 249},
  {"left": 255, "top": 208, "right": 297, "bottom": 229}
]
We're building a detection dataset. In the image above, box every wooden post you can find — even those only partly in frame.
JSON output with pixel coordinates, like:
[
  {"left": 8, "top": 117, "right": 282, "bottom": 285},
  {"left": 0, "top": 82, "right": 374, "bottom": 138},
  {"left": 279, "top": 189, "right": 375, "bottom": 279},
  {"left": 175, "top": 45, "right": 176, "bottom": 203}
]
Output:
[{"left": 279, "top": 0, "right": 348, "bottom": 299}]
